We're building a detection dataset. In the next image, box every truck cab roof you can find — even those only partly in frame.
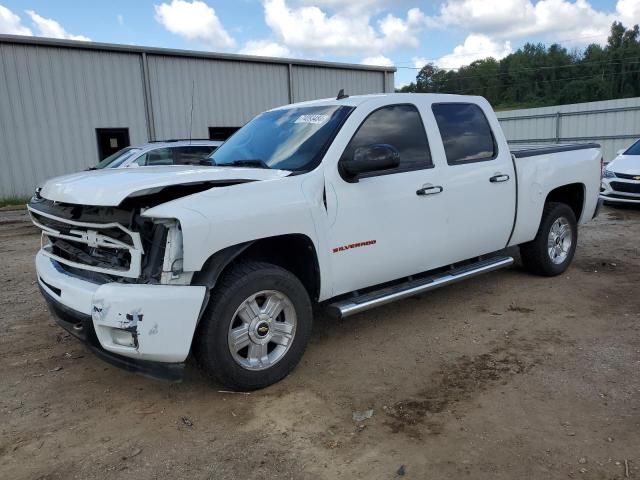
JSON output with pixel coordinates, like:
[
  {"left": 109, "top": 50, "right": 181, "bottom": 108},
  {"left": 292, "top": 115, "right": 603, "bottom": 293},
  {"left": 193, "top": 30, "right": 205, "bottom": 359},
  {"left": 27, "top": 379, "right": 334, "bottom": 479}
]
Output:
[{"left": 269, "top": 92, "right": 487, "bottom": 111}]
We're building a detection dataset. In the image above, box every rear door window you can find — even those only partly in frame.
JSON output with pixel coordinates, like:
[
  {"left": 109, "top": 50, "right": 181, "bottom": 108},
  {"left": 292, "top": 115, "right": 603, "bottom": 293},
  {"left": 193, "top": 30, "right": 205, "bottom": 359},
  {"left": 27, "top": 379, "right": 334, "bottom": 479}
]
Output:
[{"left": 432, "top": 103, "right": 497, "bottom": 164}]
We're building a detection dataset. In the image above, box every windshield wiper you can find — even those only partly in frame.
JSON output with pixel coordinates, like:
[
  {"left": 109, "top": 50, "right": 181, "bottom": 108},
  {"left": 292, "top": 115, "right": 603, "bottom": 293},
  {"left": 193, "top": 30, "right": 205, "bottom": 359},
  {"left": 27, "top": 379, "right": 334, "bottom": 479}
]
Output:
[{"left": 221, "top": 159, "right": 270, "bottom": 169}]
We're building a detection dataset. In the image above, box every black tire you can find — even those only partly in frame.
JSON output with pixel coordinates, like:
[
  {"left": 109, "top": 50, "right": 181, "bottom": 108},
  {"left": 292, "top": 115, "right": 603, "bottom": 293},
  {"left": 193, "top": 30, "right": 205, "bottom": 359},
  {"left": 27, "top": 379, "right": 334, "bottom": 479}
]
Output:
[
  {"left": 194, "top": 260, "right": 312, "bottom": 391},
  {"left": 520, "top": 202, "right": 578, "bottom": 276}
]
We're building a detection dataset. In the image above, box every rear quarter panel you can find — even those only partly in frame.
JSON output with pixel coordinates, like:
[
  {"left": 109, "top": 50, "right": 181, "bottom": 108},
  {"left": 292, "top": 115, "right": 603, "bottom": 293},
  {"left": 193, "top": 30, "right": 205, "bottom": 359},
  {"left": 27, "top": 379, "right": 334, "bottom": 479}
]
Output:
[{"left": 508, "top": 147, "right": 601, "bottom": 246}]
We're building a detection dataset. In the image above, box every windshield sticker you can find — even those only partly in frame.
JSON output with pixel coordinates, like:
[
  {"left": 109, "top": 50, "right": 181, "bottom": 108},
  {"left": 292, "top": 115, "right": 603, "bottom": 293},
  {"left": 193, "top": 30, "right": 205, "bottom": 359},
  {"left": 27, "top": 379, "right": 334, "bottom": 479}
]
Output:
[{"left": 295, "top": 114, "right": 330, "bottom": 125}]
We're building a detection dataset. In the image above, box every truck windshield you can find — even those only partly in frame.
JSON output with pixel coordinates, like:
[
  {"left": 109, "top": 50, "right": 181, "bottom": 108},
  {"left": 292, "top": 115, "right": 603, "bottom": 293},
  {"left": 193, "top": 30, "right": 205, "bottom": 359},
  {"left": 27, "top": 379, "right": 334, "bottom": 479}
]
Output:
[
  {"left": 210, "top": 105, "right": 353, "bottom": 172},
  {"left": 93, "top": 147, "right": 141, "bottom": 169}
]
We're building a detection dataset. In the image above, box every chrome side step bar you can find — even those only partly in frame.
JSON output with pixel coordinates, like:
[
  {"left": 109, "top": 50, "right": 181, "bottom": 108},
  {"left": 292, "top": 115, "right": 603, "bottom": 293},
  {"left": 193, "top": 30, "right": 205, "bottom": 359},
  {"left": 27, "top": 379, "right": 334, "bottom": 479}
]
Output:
[{"left": 327, "top": 256, "right": 514, "bottom": 318}]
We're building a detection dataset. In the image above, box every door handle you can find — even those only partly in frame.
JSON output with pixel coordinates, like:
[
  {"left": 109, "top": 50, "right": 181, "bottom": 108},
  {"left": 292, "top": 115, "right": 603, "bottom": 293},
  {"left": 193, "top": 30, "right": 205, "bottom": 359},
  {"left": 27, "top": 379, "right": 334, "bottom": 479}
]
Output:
[
  {"left": 490, "top": 174, "right": 510, "bottom": 183},
  {"left": 416, "top": 185, "right": 443, "bottom": 196}
]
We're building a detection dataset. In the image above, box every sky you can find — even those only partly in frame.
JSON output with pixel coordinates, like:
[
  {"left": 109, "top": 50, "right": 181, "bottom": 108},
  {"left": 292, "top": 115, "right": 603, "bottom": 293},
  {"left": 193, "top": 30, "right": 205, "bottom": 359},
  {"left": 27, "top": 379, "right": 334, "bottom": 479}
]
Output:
[{"left": 0, "top": 0, "right": 639, "bottom": 87}]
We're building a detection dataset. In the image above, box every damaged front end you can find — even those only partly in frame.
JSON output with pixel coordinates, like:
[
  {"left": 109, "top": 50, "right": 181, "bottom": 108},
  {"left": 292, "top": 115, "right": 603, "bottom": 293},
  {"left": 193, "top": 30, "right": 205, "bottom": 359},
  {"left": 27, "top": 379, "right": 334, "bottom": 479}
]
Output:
[
  {"left": 28, "top": 191, "right": 198, "bottom": 285},
  {"left": 28, "top": 183, "right": 222, "bottom": 380}
]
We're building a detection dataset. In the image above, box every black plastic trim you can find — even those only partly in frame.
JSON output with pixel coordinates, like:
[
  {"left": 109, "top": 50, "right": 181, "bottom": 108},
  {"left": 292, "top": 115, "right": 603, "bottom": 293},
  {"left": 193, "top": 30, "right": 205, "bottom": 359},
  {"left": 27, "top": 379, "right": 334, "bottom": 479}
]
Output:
[
  {"left": 511, "top": 143, "right": 600, "bottom": 158},
  {"left": 39, "top": 277, "right": 62, "bottom": 297},
  {"left": 39, "top": 285, "right": 185, "bottom": 382},
  {"left": 613, "top": 171, "right": 640, "bottom": 180},
  {"left": 592, "top": 198, "right": 603, "bottom": 219},
  {"left": 610, "top": 181, "right": 640, "bottom": 194},
  {"left": 191, "top": 241, "right": 254, "bottom": 290},
  {"left": 505, "top": 153, "right": 519, "bottom": 247}
]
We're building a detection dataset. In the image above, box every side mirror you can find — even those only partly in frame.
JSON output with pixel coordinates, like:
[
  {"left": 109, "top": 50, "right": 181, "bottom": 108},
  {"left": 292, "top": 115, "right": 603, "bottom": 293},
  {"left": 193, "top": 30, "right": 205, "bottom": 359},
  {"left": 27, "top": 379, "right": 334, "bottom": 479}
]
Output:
[{"left": 340, "top": 144, "right": 400, "bottom": 181}]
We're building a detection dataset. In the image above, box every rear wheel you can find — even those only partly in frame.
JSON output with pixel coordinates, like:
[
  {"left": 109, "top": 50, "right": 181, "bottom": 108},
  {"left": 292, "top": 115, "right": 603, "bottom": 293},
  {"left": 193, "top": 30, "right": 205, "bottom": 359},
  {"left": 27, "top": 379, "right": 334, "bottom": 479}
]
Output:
[
  {"left": 520, "top": 202, "right": 577, "bottom": 276},
  {"left": 194, "top": 261, "right": 312, "bottom": 390}
]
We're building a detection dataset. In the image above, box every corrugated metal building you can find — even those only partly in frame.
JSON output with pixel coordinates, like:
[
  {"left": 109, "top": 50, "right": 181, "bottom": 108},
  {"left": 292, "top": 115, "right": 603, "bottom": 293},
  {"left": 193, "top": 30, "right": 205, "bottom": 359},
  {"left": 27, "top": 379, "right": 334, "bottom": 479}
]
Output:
[
  {"left": 496, "top": 97, "right": 640, "bottom": 162},
  {"left": 0, "top": 35, "right": 395, "bottom": 198}
]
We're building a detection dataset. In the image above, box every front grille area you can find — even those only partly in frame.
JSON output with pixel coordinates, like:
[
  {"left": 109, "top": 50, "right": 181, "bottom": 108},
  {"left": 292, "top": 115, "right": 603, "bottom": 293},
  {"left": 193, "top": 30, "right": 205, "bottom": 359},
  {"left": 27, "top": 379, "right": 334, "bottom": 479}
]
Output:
[
  {"left": 28, "top": 205, "right": 143, "bottom": 278},
  {"left": 31, "top": 211, "right": 135, "bottom": 247},
  {"left": 49, "top": 238, "right": 132, "bottom": 271},
  {"left": 610, "top": 181, "right": 640, "bottom": 194}
]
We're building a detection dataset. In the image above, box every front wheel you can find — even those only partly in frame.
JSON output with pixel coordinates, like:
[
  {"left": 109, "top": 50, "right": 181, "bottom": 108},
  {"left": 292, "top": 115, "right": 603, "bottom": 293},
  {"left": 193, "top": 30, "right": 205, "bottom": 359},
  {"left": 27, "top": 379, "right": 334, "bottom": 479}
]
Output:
[
  {"left": 194, "top": 261, "right": 312, "bottom": 391},
  {"left": 520, "top": 202, "right": 578, "bottom": 276}
]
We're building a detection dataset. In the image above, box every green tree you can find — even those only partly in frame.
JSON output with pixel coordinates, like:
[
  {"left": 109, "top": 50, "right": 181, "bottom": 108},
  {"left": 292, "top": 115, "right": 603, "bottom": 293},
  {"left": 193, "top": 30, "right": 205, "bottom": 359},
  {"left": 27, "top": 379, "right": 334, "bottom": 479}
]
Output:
[{"left": 402, "top": 21, "right": 640, "bottom": 109}]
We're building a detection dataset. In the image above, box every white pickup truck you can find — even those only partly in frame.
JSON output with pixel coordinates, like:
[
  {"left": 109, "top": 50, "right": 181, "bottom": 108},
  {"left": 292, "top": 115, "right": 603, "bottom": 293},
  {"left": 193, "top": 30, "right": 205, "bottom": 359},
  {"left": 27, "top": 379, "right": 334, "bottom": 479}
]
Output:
[{"left": 28, "top": 93, "right": 602, "bottom": 390}]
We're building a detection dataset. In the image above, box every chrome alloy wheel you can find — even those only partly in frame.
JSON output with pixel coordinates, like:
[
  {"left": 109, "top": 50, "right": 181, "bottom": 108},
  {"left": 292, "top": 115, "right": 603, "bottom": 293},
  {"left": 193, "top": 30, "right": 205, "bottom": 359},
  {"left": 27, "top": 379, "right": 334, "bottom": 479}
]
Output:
[
  {"left": 547, "top": 216, "right": 572, "bottom": 264},
  {"left": 227, "top": 290, "right": 297, "bottom": 371}
]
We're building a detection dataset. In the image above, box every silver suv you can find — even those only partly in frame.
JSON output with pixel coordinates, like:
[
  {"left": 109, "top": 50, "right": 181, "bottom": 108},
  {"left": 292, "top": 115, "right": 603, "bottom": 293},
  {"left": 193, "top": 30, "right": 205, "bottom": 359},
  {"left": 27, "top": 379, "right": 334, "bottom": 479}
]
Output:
[{"left": 92, "top": 139, "right": 223, "bottom": 169}]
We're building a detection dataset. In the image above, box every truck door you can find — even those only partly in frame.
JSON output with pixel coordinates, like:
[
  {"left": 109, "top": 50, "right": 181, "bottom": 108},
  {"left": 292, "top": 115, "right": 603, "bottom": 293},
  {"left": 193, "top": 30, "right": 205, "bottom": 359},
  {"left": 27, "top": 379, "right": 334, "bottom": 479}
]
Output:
[
  {"left": 324, "top": 103, "right": 447, "bottom": 297},
  {"left": 430, "top": 102, "right": 516, "bottom": 264}
]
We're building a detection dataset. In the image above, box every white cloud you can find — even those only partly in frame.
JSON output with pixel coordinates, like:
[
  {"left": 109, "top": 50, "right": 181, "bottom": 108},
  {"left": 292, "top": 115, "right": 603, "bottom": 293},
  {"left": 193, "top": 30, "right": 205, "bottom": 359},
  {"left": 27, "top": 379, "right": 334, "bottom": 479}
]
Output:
[
  {"left": 378, "top": 8, "right": 435, "bottom": 50},
  {"left": 423, "top": 0, "right": 640, "bottom": 71},
  {"left": 117, "top": 14, "right": 124, "bottom": 26},
  {"left": 239, "top": 40, "right": 291, "bottom": 57},
  {"left": 434, "top": 0, "right": 636, "bottom": 45},
  {"left": 154, "top": 0, "right": 235, "bottom": 49},
  {"left": 412, "top": 36, "right": 512, "bottom": 71},
  {"left": 412, "top": 56, "right": 430, "bottom": 69},
  {"left": 0, "top": 5, "right": 31, "bottom": 35},
  {"left": 436, "top": 34, "right": 512, "bottom": 69},
  {"left": 264, "top": 0, "right": 376, "bottom": 53},
  {"left": 0, "top": 6, "right": 91, "bottom": 40},
  {"left": 361, "top": 54, "right": 393, "bottom": 66},
  {"left": 438, "top": 0, "right": 534, "bottom": 35},
  {"left": 25, "top": 10, "right": 90, "bottom": 41},
  {"left": 617, "top": 0, "right": 640, "bottom": 25},
  {"left": 263, "top": 0, "right": 429, "bottom": 55}
]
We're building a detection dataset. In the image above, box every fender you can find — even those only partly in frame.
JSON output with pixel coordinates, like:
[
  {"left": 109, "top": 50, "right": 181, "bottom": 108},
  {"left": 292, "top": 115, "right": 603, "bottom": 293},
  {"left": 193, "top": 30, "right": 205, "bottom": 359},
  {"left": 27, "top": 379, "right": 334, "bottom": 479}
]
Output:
[{"left": 191, "top": 241, "right": 255, "bottom": 290}]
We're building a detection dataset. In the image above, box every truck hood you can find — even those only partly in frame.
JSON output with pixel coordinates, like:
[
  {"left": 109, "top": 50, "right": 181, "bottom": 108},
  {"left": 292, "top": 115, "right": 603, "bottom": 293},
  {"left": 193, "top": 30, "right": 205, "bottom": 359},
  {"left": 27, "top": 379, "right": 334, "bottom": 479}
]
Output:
[
  {"left": 38, "top": 166, "right": 291, "bottom": 206},
  {"left": 608, "top": 154, "right": 640, "bottom": 175}
]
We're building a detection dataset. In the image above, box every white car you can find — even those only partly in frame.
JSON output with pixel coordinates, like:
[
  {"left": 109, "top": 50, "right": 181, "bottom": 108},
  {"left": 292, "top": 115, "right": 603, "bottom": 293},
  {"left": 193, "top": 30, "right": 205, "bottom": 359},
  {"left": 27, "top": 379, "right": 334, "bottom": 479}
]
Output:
[
  {"left": 28, "top": 93, "right": 601, "bottom": 390},
  {"left": 92, "top": 140, "right": 223, "bottom": 169},
  {"left": 601, "top": 139, "right": 640, "bottom": 205}
]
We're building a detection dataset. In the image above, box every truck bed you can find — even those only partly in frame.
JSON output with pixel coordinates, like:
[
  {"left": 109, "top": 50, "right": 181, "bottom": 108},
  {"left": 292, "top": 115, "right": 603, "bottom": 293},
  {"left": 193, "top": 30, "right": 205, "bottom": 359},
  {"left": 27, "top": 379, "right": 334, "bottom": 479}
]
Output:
[{"left": 510, "top": 143, "right": 600, "bottom": 158}]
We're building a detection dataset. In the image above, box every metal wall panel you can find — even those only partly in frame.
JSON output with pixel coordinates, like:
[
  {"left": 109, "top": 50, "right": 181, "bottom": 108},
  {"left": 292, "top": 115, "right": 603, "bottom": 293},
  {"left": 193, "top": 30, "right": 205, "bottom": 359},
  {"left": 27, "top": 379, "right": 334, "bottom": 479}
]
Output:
[
  {"left": 498, "top": 116, "right": 557, "bottom": 142},
  {"left": 0, "top": 35, "right": 395, "bottom": 197},
  {"left": 0, "top": 43, "right": 148, "bottom": 197},
  {"left": 384, "top": 72, "right": 395, "bottom": 93},
  {"left": 291, "top": 65, "right": 387, "bottom": 102},
  {"left": 147, "top": 55, "right": 290, "bottom": 140},
  {"left": 496, "top": 97, "right": 640, "bottom": 161}
]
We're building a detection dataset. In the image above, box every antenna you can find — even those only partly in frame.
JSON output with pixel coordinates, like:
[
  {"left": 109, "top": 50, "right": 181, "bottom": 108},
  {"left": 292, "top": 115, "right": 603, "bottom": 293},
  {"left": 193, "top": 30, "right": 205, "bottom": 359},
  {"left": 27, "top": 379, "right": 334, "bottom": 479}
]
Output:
[
  {"left": 336, "top": 88, "right": 349, "bottom": 100},
  {"left": 188, "top": 79, "right": 195, "bottom": 144}
]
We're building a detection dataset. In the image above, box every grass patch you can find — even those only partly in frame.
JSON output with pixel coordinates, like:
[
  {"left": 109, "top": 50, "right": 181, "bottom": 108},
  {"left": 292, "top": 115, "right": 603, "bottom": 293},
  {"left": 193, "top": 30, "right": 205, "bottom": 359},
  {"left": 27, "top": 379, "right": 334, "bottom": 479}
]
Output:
[{"left": 0, "top": 196, "right": 30, "bottom": 208}]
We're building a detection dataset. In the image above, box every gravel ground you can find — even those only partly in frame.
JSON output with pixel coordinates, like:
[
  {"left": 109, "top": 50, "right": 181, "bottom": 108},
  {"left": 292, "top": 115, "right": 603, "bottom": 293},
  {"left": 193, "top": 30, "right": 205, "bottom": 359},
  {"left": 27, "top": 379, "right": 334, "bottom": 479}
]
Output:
[{"left": 0, "top": 205, "right": 639, "bottom": 480}]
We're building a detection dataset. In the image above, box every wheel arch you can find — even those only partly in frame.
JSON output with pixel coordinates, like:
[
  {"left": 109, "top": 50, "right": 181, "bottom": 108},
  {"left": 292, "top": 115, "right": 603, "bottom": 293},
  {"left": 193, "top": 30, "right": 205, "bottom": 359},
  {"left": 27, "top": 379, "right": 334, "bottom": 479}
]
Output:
[
  {"left": 192, "top": 234, "right": 321, "bottom": 302},
  {"left": 545, "top": 183, "right": 585, "bottom": 222}
]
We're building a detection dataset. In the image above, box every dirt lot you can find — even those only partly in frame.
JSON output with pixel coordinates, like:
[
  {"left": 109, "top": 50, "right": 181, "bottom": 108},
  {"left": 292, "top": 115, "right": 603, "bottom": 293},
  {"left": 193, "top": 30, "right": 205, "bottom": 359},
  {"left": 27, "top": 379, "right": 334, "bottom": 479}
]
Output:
[{"left": 0, "top": 205, "right": 639, "bottom": 480}]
